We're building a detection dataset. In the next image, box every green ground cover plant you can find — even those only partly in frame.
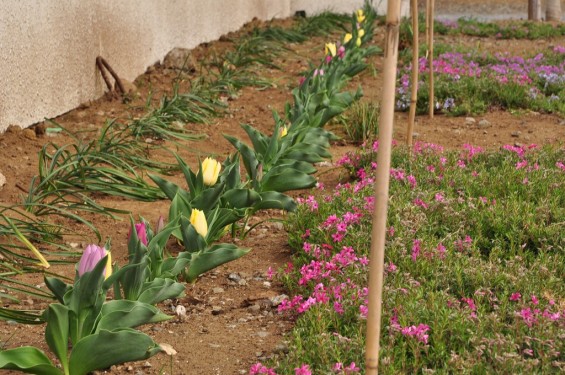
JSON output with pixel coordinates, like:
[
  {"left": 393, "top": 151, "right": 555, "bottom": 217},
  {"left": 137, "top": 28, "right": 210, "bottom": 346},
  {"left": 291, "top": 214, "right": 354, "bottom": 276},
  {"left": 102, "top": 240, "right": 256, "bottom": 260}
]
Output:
[{"left": 253, "top": 141, "right": 565, "bottom": 374}]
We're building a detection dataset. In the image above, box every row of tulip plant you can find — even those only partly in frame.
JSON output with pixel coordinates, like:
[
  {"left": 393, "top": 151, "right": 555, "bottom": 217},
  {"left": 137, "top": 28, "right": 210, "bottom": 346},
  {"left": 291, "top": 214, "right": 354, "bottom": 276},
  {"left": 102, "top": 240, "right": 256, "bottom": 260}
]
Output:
[{"left": 0, "top": 5, "right": 380, "bottom": 373}]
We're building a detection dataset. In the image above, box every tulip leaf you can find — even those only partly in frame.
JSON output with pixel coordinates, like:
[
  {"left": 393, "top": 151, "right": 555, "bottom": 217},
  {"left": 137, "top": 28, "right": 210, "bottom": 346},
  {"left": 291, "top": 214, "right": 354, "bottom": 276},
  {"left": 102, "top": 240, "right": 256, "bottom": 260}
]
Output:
[
  {"left": 221, "top": 188, "right": 262, "bottom": 209},
  {"left": 96, "top": 300, "right": 171, "bottom": 332},
  {"left": 44, "top": 276, "right": 71, "bottom": 304},
  {"left": 69, "top": 329, "right": 161, "bottom": 375},
  {"left": 148, "top": 174, "right": 181, "bottom": 201},
  {"left": 241, "top": 123, "right": 269, "bottom": 157},
  {"left": 138, "top": 278, "right": 186, "bottom": 305},
  {"left": 255, "top": 191, "right": 297, "bottom": 211},
  {"left": 0, "top": 347, "right": 61, "bottom": 375},
  {"left": 192, "top": 181, "right": 226, "bottom": 212},
  {"left": 184, "top": 244, "right": 250, "bottom": 282},
  {"left": 44, "top": 304, "right": 69, "bottom": 374},
  {"left": 161, "top": 252, "right": 192, "bottom": 278},
  {"left": 224, "top": 135, "right": 259, "bottom": 181},
  {"left": 261, "top": 167, "right": 317, "bottom": 192}
]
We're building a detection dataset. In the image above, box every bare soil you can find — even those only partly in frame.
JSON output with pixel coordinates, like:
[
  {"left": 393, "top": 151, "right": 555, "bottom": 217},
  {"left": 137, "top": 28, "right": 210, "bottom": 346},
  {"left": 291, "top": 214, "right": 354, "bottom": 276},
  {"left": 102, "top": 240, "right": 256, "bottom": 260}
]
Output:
[{"left": 1, "top": 2, "right": 564, "bottom": 374}]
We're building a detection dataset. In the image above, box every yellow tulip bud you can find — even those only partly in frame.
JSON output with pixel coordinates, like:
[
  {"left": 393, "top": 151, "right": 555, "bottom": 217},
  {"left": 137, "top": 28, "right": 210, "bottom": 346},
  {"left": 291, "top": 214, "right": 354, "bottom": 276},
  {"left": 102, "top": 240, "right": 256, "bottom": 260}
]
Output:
[
  {"left": 356, "top": 9, "right": 366, "bottom": 23},
  {"left": 343, "top": 33, "right": 353, "bottom": 44},
  {"left": 105, "top": 251, "right": 112, "bottom": 280},
  {"left": 356, "top": 37, "right": 362, "bottom": 47},
  {"left": 201, "top": 157, "right": 221, "bottom": 186},
  {"left": 190, "top": 209, "right": 208, "bottom": 237},
  {"left": 358, "top": 29, "right": 365, "bottom": 37},
  {"left": 325, "top": 42, "right": 337, "bottom": 57},
  {"left": 279, "top": 126, "right": 288, "bottom": 138}
]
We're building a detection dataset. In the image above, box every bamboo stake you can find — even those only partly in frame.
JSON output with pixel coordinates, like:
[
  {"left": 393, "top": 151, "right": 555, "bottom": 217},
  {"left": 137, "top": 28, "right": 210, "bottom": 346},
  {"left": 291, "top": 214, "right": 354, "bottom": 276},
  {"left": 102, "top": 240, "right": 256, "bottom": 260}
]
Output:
[
  {"left": 425, "top": 0, "right": 430, "bottom": 45},
  {"left": 428, "top": 0, "right": 435, "bottom": 118},
  {"left": 406, "top": 0, "right": 419, "bottom": 147},
  {"left": 365, "top": 0, "right": 401, "bottom": 374}
]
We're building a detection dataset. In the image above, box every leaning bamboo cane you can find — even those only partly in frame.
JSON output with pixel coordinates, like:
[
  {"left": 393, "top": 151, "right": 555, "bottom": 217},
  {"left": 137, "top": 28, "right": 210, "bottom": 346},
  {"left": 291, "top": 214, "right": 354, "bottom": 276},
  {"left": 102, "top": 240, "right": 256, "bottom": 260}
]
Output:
[
  {"left": 428, "top": 0, "right": 435, "bottom": 118},
  {"left": 365, "top": 0, "right": 401, "bottom": 374},
  {"left": 406, "top": 0, "right": 419, "bottom": 147}
]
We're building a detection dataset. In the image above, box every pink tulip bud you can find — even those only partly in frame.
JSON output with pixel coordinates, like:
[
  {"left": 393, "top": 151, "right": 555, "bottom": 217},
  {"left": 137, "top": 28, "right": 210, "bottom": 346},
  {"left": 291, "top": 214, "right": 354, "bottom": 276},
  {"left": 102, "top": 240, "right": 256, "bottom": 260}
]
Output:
[
  {"left": 78, "top": 244, "right": 109, "bottom": 277},
  {"left": 129, "top": 222, "right": 148, "bottom": 246},
  {"left": 155, "top": 215, "right": 165, "bottom": 234}
]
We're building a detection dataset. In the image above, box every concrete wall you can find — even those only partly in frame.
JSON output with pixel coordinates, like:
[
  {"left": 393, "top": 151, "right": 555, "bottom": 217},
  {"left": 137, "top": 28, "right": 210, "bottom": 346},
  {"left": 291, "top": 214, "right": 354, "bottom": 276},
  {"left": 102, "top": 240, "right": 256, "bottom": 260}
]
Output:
[{"left": 0, "top": 0, "right": 395, "bottom": 133}]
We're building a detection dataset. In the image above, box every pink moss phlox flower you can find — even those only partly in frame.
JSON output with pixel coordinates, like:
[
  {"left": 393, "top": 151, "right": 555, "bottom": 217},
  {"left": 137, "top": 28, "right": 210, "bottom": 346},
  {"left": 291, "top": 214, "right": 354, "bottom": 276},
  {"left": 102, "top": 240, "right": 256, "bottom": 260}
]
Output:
[
  {"left": 461, "top": 297, "right": 477, "bottom": 318},
  {"left": 462, "top": 144, "right": 484, "bottom": 160},
  {"left": 411, "top": 239, "right": 422, "bottom": 262},
  {"left": 386, "top": 261, "right": 397, "bottom": 273},
  {"left": 519, "top": 307, "right": 538, "bottom": 327},
  {"left": 556, "top": 161, "right": 565, "bottom": 171},
  {"left": 509, "top": 292, "right": 522, "bottom": 301},
  {"left": 266, "top": 266, "right": 275, "bottom": 280},
  {"left": 250, "top": 362, "right": 278, "bottom": 375},
  {"left": 359, "top": 304, "right": 368, "bottom": 318},
  {"left": 401, "top": 324, "right": 430, "bottom": 344},
  {"left": 295, "top": 364, "right": 312, "bottom": 375},
  {"left": 531, "top": 294, "right": 539, "bottom": 305},
  {"left": 413, "top": 198, "right": 429, "bottom": 209},
  {"left": 435, "top": 192, "right": 446, "bottom": 202},
  {"left": 436, "top": 243, "right": 446, "bottom": 259}
]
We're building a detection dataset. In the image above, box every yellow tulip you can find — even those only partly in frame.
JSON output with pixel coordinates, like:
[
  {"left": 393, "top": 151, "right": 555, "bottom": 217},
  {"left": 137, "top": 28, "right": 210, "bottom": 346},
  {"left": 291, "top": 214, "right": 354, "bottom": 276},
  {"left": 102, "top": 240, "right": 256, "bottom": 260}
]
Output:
[
  {"left": 279, "top": 126, "right": 288, "bottom": 138},
  {"left": 190, "top": 209, "right": 208, "bottom": 237},
  {"left": 201, "top": 157, "right": 221, "bottom": 186},
  {"left": 325, "top": 42, "right": 337, "bottom": 57},
  {"left": 356, "top": 9, "right": 366, "bottom": 23},
  {"left": 358, "top": 29, "right": 365, "bottom": 37},
  {"left": 343, "top": 33, "right": 353, "bottom": 44},
  {"left": 356, "top": 37, "right": 362, "bottom": 47}
]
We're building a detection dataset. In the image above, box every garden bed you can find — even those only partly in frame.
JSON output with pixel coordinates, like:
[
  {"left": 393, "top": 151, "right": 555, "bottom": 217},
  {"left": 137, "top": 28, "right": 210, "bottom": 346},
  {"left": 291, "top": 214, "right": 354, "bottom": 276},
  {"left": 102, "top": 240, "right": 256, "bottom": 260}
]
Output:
[{"left": 0, "top": 2, "right": 564, "bottom": 374}]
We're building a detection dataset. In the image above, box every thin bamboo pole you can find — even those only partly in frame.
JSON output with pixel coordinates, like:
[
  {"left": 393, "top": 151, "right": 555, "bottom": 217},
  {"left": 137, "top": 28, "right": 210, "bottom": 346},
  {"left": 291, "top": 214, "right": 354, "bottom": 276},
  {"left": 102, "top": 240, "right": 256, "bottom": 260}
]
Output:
[
  {"left": 425, "top": 0, "right": 430, "bottom": 45},
  {"left": 365, "top": 0, "right": 401, "bottom": 374},
  {"left": 428, "top": 0, "right": 435, "bottom": 118},
  {"left": 406, "top": 0, "right": 419, "bottom": 147}
]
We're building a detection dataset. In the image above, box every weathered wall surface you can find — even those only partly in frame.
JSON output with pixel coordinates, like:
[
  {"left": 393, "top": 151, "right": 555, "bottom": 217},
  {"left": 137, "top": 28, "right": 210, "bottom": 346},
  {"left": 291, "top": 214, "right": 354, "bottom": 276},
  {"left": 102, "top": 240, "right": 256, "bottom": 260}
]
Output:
[{"left": 0, "top": 0, "right": 395, "bottom": 133}]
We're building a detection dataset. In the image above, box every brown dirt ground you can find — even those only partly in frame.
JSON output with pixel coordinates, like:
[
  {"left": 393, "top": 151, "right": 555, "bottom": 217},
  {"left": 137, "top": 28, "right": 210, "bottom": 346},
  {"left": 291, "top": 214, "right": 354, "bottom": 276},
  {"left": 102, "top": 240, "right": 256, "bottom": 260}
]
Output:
[{"left": 1, "top": 3, "right": 565, "bottom": 374}]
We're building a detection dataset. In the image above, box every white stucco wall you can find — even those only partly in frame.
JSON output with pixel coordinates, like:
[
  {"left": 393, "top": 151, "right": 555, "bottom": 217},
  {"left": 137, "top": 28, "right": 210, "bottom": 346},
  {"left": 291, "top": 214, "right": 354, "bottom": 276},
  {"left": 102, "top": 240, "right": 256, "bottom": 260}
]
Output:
[{"left": 0, "top": 0, "right": 395, "bottom": 132}]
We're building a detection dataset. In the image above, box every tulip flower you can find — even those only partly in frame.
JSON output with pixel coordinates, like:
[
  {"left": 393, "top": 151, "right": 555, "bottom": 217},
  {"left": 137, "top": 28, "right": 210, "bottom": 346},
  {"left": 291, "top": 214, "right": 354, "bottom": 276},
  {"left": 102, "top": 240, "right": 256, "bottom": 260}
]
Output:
[
  {"left": 279, "top": 126, "right": 288, "bottom": 138},
  {"left": 343, "top": 33, "right": 353, "bottom": 44},
  {"left": 128, "top": 222, "right": 148, "bottom": 246},
  {"left": 337, "top": 46, "right": 345, "bottom": 59},
  {"left": 356, "top": 37, "right": 362, "bottom": 47},
  {"left": 78, "top": 244, "right": 112, "bottom": 279},
  {"left": 201, "top": 157, "right": 221, "bottom": 186},
  {"left": 325, "top": 42, "right": 337, "bottom": 57},
  {"left": 358, "top": 29, "right": 365, "bottom": 37},
  {"left": 356, "top": 9, "right": 366, "bottom": 23},
  {"left": 190, "top": 209, "right": 208, "bottom": 237},
  {"left": 155, "top": 215, "right": 165, "bottom": 234}
]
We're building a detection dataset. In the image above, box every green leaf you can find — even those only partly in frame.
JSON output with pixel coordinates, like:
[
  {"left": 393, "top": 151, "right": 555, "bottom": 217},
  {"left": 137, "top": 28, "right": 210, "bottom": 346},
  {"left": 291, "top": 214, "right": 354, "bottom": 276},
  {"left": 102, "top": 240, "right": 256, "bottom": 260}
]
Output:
[
  {"left": 138, "top": 278, "right": 186, "bottom": 305},
  {"left": 44, "top": 304, "right": 69, "bottom": 374},
  {"left": 0, "top": 347, "right": 60, "bottom": 375},
  {"left": 69, "top": 329, "right": 161, "bottom": 375},
  {"left": 255, "top": 191, "right": 297, "bottom": 211},
  {"left": 224, "top": 135, "right": 259, "bottom": 181},
  {"left": 184, "top": 244, "right": 250, "bottom": 282},
  {"left": 148, "top": 173, "right": 181, "bottom": 200},
  {"left": 261, "top": 167, "right": 317, "bottom": 192},
  {"left": 44, "top": 276, "right": 70, "bottom": 304},
  {"left": 96, "top": 300, "right": 171, "bottom": 332},
  {"left": 221, "top": 188, "right": 262, "bottom": 209}
]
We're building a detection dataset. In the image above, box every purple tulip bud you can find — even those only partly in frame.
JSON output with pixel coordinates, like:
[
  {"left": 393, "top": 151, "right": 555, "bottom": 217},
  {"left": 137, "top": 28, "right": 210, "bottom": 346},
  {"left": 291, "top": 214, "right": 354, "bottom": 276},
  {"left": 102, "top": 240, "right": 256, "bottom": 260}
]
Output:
[
  {"left": 78, "top": 244, "right": 107, "bottom": 277},
  {"left": 128, "top": 222, "right": 148, "bottom": 246}
]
